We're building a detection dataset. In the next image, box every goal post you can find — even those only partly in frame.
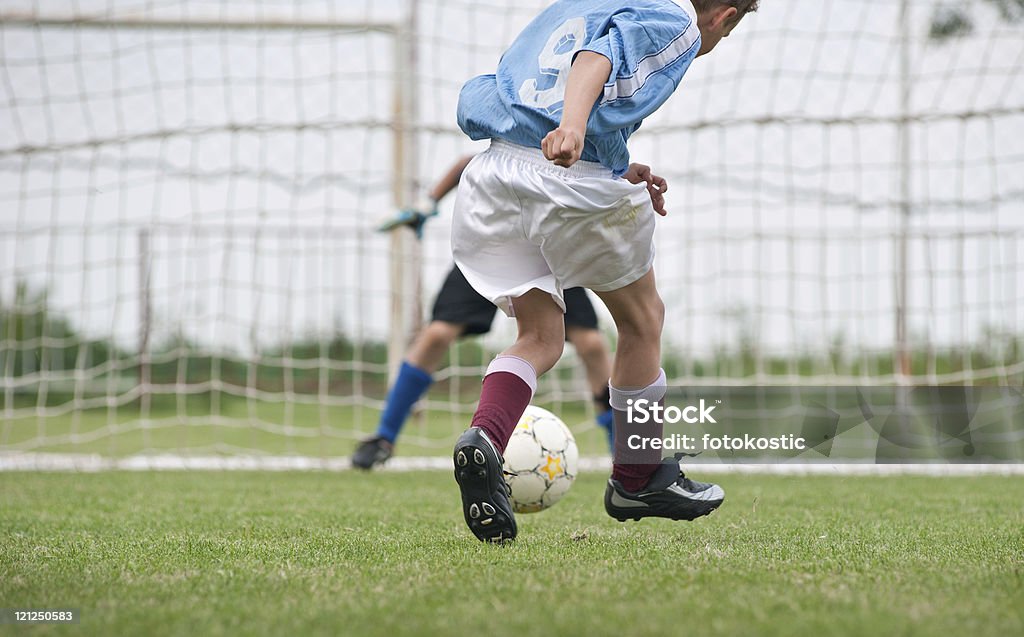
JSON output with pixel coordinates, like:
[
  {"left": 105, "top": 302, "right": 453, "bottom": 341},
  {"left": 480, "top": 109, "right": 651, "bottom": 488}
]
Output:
[
  {"left": 390, "top": 0, "right": 423, "bottom": 384},
  {"left": 0, "top": 2, "right": 438, "bottom": 457},
  {"left": 1, "top": 0, "right": 1023, "bottom": 466}
]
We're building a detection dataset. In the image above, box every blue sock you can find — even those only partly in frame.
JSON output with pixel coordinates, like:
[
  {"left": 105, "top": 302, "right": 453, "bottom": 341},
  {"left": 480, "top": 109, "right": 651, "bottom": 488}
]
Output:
[
  {"left": 375, "top": 361, "right": 433, "bottom": 444},
  {"left": 596, "top": 408, "right": 614, "bottom": 452}
]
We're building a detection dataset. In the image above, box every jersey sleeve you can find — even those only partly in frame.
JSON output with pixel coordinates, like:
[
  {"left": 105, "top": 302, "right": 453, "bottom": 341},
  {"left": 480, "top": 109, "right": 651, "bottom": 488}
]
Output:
[{"left": 578, "top": 6, "right": 701, "bottom": 134}]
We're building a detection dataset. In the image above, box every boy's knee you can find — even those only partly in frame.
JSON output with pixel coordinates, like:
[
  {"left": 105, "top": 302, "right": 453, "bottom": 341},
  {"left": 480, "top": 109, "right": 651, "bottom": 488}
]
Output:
[
  {"left": 422, "top": 321, "right": 461, "bottom": 348},
  {"left": 569, "top": 328, "right": 606, "bottom": 358},
  {"left": 536, "top": 328, "right": 567, "bottom": 356},
  {"left": 520, "top": 324, "right": 565, "bottom": 359},
  {"left": 645, "top": 297, "right": 665, "bottom": 338},
  {"left": 619, "top": 294, "right": 664, "bottom": 341}
]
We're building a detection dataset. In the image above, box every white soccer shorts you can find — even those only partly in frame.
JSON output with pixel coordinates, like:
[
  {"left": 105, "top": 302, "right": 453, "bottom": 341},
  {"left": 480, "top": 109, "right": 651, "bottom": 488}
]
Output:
[{"left": 451, "top": 139, "right": 656, "bottom": 317}]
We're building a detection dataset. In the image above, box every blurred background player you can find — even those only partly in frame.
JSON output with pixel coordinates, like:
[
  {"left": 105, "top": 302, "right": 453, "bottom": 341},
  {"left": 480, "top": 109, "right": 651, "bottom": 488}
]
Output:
[{"left": 351, "top": 155, "right": 615, "bottom": 470}]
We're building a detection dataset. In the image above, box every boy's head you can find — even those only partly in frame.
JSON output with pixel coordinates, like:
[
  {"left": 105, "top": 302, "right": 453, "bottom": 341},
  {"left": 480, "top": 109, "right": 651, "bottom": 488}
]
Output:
[{"left": 690, "top": 0, "right": 759, "bottom": 56}]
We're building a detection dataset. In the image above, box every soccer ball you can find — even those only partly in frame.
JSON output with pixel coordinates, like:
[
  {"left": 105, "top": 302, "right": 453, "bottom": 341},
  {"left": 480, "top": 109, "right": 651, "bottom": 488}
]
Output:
[{"left": 502, "top": 405, "right": 578, "bottom": 513}]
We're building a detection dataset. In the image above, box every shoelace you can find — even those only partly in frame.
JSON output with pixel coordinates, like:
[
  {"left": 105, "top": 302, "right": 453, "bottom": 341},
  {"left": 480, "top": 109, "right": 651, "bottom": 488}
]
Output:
[
  {"left": 671, "top": 452, "right": 702, "bottom": 490},
  {"left": 501, "top": 470, "right": 515, "bottom": 496}
]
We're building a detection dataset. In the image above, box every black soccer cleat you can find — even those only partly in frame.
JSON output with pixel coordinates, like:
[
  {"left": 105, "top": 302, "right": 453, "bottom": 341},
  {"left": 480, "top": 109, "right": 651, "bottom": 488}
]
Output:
[
  {"left": 453, "top": 428, "right": 517, "bottom": 543},
  {"left": 351, "top": 436, "right": 394, "bottom": 470},
  {"left": 604, "top": 456, "right": 724, "bottom": 522}
]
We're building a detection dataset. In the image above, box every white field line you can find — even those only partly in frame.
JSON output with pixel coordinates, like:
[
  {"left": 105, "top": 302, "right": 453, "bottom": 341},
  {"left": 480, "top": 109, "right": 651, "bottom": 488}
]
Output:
[{"left": 1, "top": 453, "right": 1023, "bottom": 475}]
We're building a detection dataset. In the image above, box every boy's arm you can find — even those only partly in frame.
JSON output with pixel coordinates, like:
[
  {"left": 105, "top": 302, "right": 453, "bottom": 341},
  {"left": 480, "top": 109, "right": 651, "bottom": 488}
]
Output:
[
  {"left": 623, "top": 163, "right": 669, "bottom": 216},
  {"left": 541, "top": 51, "right": 612, "bottom": 169},
  {"left": 428, "top": 155, "right": 475, "bottom": 202},
  {"left": 541, "top": 53, "right": 669, "bottom": 214},
  {"left": 377, "top": 154, "right": 475, "bottom": 237}
]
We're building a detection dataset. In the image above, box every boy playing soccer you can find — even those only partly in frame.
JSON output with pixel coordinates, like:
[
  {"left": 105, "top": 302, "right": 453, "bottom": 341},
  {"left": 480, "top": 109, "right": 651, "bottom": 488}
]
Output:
[
  {"left": 451, "top": 0, "right": 758, "bottom": 542},
  {"left": 352, "top": 156, "right": 616, "bottom": 470}
]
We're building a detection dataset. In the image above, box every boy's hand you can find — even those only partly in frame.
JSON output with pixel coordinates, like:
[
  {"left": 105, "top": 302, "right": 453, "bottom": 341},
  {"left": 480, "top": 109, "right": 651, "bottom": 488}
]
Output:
[
  {"left": 624, "top": 163, "right": 669, "bottom": 216},
  {"left": 377, "top": 198, "right": 439, "bottom": 239},
  {"left": 542, "top": 127, "right": 584, "bottom": 168},
  {"left": 546, "top": 52, "right": 610, "bottom": 169}
]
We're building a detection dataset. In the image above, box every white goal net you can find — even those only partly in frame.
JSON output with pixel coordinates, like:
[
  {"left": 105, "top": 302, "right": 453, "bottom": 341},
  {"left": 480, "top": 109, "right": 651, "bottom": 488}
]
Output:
[{"left": 1, "top": 0, "right": 1022, "bottom": 463}]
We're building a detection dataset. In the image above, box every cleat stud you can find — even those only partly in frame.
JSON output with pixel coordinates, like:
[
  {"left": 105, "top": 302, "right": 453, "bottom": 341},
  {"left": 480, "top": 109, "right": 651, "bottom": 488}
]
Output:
[
  {"left": 473, "top": 449, "right": 486, "bottom": 465},
  {"left": 482, "top": 502, "right": 496, "bottom": 516},
  {"left": 456, "top": 450, "right": 468, "bottom": 467},
  {"left": 481, "top": 518, "right": 493, "bottom": 525},
  {"left": 469, "top": 503, "right": 480, "bottom": 519}
]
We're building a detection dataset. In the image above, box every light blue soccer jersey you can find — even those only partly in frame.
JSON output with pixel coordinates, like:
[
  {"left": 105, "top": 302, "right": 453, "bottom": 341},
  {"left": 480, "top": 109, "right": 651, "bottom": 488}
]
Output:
[{"left": 458, "top": 0, "right": 701, "bottom": 177}]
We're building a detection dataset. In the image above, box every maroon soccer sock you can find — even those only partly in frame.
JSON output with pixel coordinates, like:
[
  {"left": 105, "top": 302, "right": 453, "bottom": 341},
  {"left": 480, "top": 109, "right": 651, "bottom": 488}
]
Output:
[
  {"left": 610, "top": 370, "right": 667, "bottom": 493},
  {"left": 470, "top": 356, "right": 537, "bottom": 454}
]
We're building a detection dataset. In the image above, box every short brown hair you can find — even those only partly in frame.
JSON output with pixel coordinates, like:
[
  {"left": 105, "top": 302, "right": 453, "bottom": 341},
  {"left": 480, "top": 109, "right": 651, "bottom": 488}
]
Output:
[{"left": 690, "top": 0, "right": 760, "bottom": 17}]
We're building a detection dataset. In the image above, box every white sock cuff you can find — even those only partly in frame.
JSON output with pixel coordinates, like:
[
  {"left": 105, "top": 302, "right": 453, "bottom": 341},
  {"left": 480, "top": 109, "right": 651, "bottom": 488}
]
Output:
[
  {"left": 485, "top": 355, "right": 538, "bottom": 395},
  {"left": 608, "top": 369, "right": 667, "bottom": 411}
]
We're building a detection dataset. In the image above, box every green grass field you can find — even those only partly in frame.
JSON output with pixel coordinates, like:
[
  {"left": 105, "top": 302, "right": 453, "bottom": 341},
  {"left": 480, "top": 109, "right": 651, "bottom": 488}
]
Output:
[{"left": 2, "top": 471, "right": 1022, "bottom": 636}]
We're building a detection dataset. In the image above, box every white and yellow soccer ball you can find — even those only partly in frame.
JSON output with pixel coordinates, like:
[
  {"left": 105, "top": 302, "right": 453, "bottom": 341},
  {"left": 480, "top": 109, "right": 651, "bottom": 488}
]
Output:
[{"left": 502, "top": 405, "right": 579, "bottom": 513}]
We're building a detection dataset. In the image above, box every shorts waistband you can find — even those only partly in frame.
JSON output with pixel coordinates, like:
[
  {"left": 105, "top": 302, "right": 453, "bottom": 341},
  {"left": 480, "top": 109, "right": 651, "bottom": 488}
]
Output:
[{"left": 489, "top": 139, "right": 614, "bottom": 179}]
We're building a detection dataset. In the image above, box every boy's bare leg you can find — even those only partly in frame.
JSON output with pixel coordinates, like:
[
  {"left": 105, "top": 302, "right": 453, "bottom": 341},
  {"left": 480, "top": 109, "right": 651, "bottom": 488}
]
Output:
[
  {"left": 567, "top": 325, "right": 615, "bottom": 448},
  {"left": 454, "top": 288, "right": 563, "bottom": 543},
  {"left": 406, "top": 320, "right": 463, "bottom": 374},
  {"left": 565, "top": 326, "right": 612, "bottom": 399},
  {"left": 470, "top": 288, "right": 564, "bottom": 453},
  {"left": 595, "top": 269, "right": 666, "bottom": 491},
  {"left": 352, "top": 320, "right": 465, "bottom": 470},
  {"left": 594, "top": 270, "right": 664, "bottom": 389},
  {"left": 597, "top": 269, "right": 724, "bottom": 521},
  {"left": 501, "top": 288, "right": 566, "bottom": 376}
]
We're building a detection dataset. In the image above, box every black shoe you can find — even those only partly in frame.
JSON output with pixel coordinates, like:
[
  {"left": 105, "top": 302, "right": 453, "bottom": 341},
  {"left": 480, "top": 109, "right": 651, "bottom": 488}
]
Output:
[
  {"left": 605, "top": 456, "right": 724, "bottom": 522},
  {"left": 453, "top": 428, "right": 517, "bottom": 543},
  {"left": 351, "top": 436, "right": 394, "bottom": 470}
]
